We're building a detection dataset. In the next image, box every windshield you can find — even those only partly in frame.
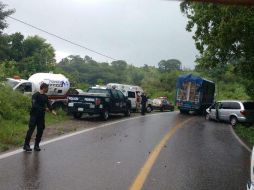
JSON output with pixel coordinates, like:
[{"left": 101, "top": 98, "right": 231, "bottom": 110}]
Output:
[
  {"left": 87, "top": 89, "right": 110, "bottom": 96},
  {"left": 6, "top": 80, "right": 19, "bottom": 88}
]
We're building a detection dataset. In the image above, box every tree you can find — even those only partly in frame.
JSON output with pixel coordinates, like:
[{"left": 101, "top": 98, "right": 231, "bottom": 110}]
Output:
[
  {"left": 9, "top": 32, "right": 24, "bottom": 62},
  {"left": 158, "top": 59, "right": 182, "bottom": 72},
  {"left": 181, "top": 2, "right": 254, "bottom": 99},
  {"left": 0, "top": 2, "right": 14, "bottom": 33},
  {"left": 18, "top": 35, "right": 56, "bottom": 76}
]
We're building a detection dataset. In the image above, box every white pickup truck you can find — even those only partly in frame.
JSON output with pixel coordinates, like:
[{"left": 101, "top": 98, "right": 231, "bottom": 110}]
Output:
[{"left": 6, "top": 73, "right": 70, "bottom": 109}]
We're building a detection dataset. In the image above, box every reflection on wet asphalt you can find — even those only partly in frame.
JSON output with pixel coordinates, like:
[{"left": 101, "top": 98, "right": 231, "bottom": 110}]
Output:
[{"left": 0, "top": 112, "right": 250, "bottom": 190}]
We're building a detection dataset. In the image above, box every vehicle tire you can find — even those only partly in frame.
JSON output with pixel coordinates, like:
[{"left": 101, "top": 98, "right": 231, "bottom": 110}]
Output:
[
  {"left": 230, "top": 116, "right": 238, "bottom": 126},
  {"left": 146, "top": 106, "right": 152, "bottom": 113},
  {"left": 101, "top": 110, "right": 109, "bottom": 121},
  {"left": 73, "top": 112, "right": 82, "bottom": 119},
  {"left": 124, "top": 108, "right": 131, "bottom": 117}
]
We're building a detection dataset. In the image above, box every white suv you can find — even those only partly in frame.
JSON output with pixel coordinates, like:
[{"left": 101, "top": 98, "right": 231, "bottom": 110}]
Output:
[{"left": 206, "top": 100, "right": 254, "bottom": 126}]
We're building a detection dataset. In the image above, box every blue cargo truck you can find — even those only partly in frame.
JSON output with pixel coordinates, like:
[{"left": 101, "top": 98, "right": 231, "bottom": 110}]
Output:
[{"left": 176, "top": 74, "right": 215, "bottom": 114}]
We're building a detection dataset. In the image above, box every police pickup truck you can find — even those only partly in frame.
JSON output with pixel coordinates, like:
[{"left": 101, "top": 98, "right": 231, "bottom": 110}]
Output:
[{"left": 67, "top": 86, "right": 131, "bottom": 120}]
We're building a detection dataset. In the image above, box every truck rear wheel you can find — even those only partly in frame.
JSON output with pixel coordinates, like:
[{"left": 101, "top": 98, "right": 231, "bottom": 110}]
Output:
[
  {"left": 101, "top": 110, "right": 109, "bottom": 121},
  {"left": 124, "top": 108, "right": 131, "bottom": 117}
]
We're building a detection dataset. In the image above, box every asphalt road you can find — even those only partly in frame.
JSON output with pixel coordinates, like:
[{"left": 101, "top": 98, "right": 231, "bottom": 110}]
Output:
[{"left": 0, "top": 112, "right": 250, "bottom": 190}]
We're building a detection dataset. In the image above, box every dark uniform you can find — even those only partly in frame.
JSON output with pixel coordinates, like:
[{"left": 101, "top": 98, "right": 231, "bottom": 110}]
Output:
[
  {"left": 141, "top": 94, "right": 148, "bottom": 115},
  {"left": 24, "top": 92, "right": 52, "bottom": 149}
]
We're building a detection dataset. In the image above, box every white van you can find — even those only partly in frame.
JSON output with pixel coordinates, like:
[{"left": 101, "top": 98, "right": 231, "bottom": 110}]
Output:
[{"left": 107, "top": 83, "right": 143, "bottom": 111}]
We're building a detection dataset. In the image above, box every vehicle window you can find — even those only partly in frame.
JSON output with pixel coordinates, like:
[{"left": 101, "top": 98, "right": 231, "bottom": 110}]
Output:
[
  {"left": 243, "top": 102, "right": 254, "bottom": 110},
  {"left": 6, "top": 80, "right": 19, "bottom": 88},
  {"left": 111, "top": 89, "right": 119, "bottom": 99},
  {"left": 128, "top": 91, "right": 135, "bottom": 98},
  {"left": 16, "top": 83, "right": 31, "bottom": 92},
  {"left": 210, "top": 103, "right": 216, "bottom": 109},
  {"left": 221, "top": 102, "right": 231, "bottom": 109},
  {"left": 24, "top": 83, "right": 32, "bottom": 92},
  {"left": 117, "top": 90, "right": 125, "bottom": 100},
  {"left": 229, "top": 102, "right": 241, "bottom": 109},
  {"left": 87, "top": 89, "right": 110, "bottom": 96}
]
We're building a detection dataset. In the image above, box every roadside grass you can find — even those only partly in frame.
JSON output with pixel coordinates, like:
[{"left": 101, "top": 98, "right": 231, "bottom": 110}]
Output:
[
  {"left": 0, "top": 109, "right": 69, "bottom": 152},
  {"left": 234, "top": 124, "right": 254, "bottom": 147}
]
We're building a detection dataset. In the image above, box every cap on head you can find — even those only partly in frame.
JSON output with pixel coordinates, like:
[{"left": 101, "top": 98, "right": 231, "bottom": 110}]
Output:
[{"left": 40, "top": 83, "right": 49, "bottom": 90}]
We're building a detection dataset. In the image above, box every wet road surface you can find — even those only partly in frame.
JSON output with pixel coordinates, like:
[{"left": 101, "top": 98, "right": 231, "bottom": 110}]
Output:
[{"left": 0, "top": 112, "right": 250, "bottom": 190}]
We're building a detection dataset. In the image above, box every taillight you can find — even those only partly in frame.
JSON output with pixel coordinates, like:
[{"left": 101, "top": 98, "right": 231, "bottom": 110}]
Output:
[
  {"left": 240, "top": 110, "right": 246, "bottom": 116},
  {"left": 95, "top": 98, "right": 101, "bottom": 105}
]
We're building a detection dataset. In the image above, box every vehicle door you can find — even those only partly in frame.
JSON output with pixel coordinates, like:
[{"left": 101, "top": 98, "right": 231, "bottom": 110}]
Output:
[
  {"left": 219, "top": 102, "right": 230, "bottom": 121},
  {"left": 127, "top": 91, "right": 136, "bottom": 109},
  {"left": 209, "top": 102, "right": 217, "bottom": 120},
  {"left": 110, "top": 89, "right": 120, "bottom": 113},
  {"left": 117, "top": 90, "right": 127, "bottom": 112}
]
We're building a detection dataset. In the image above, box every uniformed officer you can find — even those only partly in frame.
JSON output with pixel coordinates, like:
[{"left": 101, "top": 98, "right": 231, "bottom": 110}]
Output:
[
  {"left": 141, "top": 92, "right": 148, "bottom": 115},
  {"left": 23, "top": 83, "right": 56, "bottom": 152}
]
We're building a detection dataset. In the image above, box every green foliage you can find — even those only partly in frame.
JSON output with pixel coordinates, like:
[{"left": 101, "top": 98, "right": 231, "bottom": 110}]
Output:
[
  {"left": 0, "top": 2, "right": 14, "bottom": 32},
  {"left": 158, "top": 59, "right": 182, "bottom": 72},
  {"left": 0, "top": 33, "right": 56, "bottom": 78},
  {"left": 0, "top": 85, "right": 30, "bottom": 121},
  {"left": 181, "top": 2, "right": 254, "bottom": 99},
  {"left": 234, "top": 124, "right": 254, "bottom": 146}
]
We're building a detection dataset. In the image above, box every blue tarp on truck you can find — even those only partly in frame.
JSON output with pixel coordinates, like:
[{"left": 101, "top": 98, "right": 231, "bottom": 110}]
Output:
[{"left": 176, "top": 74, "right": 215, "bottom": 114}]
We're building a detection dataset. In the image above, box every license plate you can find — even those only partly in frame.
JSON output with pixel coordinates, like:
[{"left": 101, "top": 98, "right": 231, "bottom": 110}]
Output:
[
  {"left": 68, "top": 103, "right": 74, "bottom": 107},
  {"left": 78, "top": 108, "right": 84, "bottom": 112}
]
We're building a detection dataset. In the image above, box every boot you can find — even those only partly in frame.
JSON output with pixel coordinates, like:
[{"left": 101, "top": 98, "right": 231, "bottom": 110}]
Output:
[
  {"left": 34, "top": 145, "right": 41, "bottom": 151},
  {"left": 23, "top": 144, "right": 32, "bottom": 152}
]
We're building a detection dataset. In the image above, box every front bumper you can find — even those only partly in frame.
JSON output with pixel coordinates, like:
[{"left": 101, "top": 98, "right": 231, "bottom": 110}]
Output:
[{"left": 68, "top": 102, "right": 104, "bottom": 114}]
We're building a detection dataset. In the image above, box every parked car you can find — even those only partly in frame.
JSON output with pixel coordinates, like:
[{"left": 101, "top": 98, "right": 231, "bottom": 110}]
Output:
[
  {"left": 247, "top": 147, "right": 254, "bottom": 190},
  {"left": 67, "top": 86, "right": 131, "bottom": 120},
  {"left": 205, "top": 100, "right": 254, "bottom": 126},
  {"left": 152, "top": 98, "right": 174, "bottom": 112}
]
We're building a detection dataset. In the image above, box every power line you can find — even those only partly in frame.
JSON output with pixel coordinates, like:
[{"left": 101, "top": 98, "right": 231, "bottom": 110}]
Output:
[{"left": 7, "top": 16, "right": 118, "bottom": 61}]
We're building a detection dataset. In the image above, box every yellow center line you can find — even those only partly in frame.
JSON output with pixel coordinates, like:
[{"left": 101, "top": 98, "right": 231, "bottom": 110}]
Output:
[{"left": 129, "top": 118, "right": 193, "bottom": 190}]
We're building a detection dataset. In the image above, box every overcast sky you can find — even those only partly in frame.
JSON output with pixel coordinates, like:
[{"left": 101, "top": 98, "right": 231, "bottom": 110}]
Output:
[{"left": 2, "top": 0, "right": 199, "bottom": 68}]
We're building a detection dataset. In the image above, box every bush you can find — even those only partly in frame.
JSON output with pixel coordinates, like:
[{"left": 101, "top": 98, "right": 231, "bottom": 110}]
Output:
[{"left": 0, "top": 85, "right": 30, "bottom": 121}]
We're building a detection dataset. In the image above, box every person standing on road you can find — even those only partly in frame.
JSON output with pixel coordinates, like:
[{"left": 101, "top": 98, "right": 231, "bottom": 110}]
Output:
[
  {"left": 141, "top": 92, "right": 148, "bottom": 115},
  {"left": 216, "top": 102, "right": 220, "bottom": 121},
  {"left": 23, "top": 83, "right": 57, "bottom": 152}
]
